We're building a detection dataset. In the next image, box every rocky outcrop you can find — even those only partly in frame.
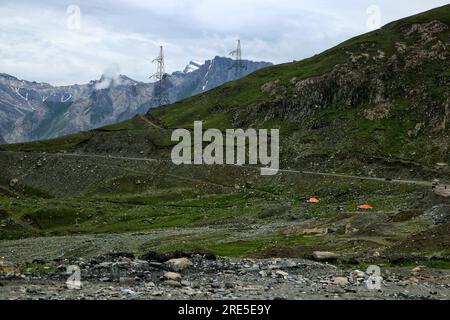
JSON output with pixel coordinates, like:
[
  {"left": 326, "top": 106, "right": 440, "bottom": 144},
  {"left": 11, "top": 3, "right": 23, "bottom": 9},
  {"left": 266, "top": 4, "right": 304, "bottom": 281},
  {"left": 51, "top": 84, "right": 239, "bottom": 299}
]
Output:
[{"left": 235, "top": 20, "right": 449, "bottom": 134}]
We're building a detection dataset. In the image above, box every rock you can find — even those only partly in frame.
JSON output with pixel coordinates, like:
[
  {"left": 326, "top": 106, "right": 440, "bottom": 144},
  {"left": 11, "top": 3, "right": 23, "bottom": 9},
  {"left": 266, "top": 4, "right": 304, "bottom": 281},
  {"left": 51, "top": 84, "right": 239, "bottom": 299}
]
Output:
[
  {"left": 364, "top": 103, "right": 391, "bottom": 120},
  {"left": 352, "top": 270, "right": 366, "bottom": 278},
  {"left": 165, "top": 258, "right": 193, "bottom": 270},
  {"left": 345, "top": 224, "right": 359, "bottom": 234},
  {"left": 373, "top": 251, "right": 381, "bottom": 258},
  {"left": 31, "top": 259, "right": 47, "bottom": 265},
  {"left": 211, "top": 282, "right": 221, "bottom": 289},
  {"left": 9, "top": 179, "right": 19, "bottom": 187},
  {"left": 164, "top": 272, "right": 182, "bottom": 281},
  {"left": 181, "top": 287, "right": 196, "bottom": 296},
  {"left": 275, "top": 270, "right": 289, "bottom": 278},
  {"left": 333, "top": 277, "right": 349, "bottom": 286},
  {"left": 424, "top": 205, "right": 450, "bottom": 225},
  {"left": 246, "top": 264, "right": 261, "bottom": 272},
  {"left": 245, "top": 181, "right": 254, "bottom": 188},
  {"left": 121, "top": 288, "right": 136, "bottom": 295},
  {"left": 406, "top": 277, "right": 419, "bottom": 285},
  {"left": 275, "top": 260, "right": 297, "bottom": 269},
  {"left": 224, "top": 282, "right": 234, "bottom": 289},
  {"left": 98, "top": 262, "right": 113, "bottom": 268},
  {"left": 119, "top": 277, "right": 136, "bottom": 285},
  {"left": 132, "top": 259, "right": 149, "bottom": 270},
  {"left": 0, "top": 258, "right": 18, "bottom": 274},
  {"left": 26, "top": 287, "right": 42, "bottom": 295},
  {"left": 312, "top": 251, "right": 339, "bottom": 262},
  {"left": 411, "top": 266, "right": 425, "bottom": 273},
  {"left": 163, "top": 280, "right": 182, "bottom": 288},
  {"left": 261, "top": 79, "right": 284, "bottom": 97},
  {"left": 181, "top": 280, "right": 192, "bottom": 287}
]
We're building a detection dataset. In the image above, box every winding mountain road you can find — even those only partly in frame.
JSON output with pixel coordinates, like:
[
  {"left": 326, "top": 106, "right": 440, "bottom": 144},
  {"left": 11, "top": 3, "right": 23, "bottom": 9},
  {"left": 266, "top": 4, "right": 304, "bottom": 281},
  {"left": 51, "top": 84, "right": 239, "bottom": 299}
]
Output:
[{"left": 1, "top": 150, "right": 441, "bottom": 189}]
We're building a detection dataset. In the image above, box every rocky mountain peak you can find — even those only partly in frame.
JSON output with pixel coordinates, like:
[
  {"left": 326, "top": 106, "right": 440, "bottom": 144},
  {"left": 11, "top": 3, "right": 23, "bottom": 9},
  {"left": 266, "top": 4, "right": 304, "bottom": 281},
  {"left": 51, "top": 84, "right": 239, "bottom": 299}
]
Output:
[
  {"left": 0, "top": 57, "right": 272, "bottom": 143},
  {"left": 93, "top": 74, "right": 139, "bottom": 90},
  {"left": 183, "top": 61, "right": 203, "bottom": 74}
]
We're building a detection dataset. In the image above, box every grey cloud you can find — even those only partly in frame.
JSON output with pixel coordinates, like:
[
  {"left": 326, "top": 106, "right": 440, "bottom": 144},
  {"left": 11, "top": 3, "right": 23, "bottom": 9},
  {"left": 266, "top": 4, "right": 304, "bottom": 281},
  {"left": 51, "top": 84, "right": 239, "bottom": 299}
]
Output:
[{"left": 0, "top": 0, "right": 448, "bottom": 85}]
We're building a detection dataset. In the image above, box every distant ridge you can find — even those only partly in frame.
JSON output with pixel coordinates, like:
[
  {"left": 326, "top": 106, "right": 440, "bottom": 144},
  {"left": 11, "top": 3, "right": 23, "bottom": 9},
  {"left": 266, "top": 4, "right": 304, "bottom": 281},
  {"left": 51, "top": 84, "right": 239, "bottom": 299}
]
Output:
[{"left": 0, "top": 57, "right": 271, "bottom": 143}]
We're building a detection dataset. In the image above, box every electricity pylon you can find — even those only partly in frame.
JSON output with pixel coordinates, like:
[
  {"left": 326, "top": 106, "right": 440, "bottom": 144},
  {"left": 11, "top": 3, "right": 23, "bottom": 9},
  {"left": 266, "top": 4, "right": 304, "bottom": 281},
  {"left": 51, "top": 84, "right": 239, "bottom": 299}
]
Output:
[
  {"left": 230, "top": 40, "right": 247, "bottom": 77},
  {"left": 151, "top": 46, "right": 170, "bottom": 106}
]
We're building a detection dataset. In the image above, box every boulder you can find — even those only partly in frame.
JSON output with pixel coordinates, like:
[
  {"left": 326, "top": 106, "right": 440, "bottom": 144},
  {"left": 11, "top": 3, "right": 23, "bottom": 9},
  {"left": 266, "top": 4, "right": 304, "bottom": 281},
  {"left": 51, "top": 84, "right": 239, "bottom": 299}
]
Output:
[
  {"left": 9, "top": 179, "right": 19, "bottom": 188},
  {"left": 0, "top": 257, "right": 18, "bottom": 274},
  {"left": 165, "top": 257, "right": 193, "bottom": 270},
  {"left": 312, "top": 251, "right": 339, "bottom": 262},
  {"left": 164, "top": 271, "right": 182, "bottom": 281},
  {"left": 333, "top": 277, "right": 349, "bottom": 286}
]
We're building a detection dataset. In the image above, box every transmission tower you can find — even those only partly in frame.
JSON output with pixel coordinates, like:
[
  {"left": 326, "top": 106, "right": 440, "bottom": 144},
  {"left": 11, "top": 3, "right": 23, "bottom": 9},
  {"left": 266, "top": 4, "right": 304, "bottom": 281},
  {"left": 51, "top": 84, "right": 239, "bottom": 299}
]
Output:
[
  {"left": 151, "top": 46, "right": 170, "bottom": 106},
  {"left": 230, "top": 40, "right": 247, "bottom": 77}
]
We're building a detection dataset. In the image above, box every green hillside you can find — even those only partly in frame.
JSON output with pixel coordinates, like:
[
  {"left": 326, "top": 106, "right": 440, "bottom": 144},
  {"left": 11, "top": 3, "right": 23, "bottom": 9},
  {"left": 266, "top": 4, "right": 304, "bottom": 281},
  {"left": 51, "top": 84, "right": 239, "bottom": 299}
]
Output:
[
  {"left": 3, "top": 5, "right": 449, "bottom": 177},
  {"left": 0, "top": 5, "right": 449, "bottom": 266}
]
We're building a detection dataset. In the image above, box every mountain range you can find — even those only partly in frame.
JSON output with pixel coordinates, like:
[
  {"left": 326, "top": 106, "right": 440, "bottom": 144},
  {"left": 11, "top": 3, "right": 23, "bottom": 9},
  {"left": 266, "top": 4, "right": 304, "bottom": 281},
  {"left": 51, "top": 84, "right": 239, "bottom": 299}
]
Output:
[{"left": 0, "top": 57, "right": 271, "bottom": 143}]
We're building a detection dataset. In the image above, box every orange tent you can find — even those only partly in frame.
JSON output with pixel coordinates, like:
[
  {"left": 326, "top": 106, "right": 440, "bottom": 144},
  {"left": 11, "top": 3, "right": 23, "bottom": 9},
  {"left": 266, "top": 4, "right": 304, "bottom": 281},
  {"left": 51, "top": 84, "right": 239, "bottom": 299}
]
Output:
[
  {"left": 358, "top": 204, "right": 374, "bottom": 210},
  {"left": 307, "top": 197, "right": 320, "bottom": 204}
]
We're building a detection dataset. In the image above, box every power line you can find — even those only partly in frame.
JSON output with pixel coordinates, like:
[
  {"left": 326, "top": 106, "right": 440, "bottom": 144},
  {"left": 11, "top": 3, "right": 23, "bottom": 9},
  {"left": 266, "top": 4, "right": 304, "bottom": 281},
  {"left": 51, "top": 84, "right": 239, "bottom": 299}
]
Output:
[
  {"left": 150, "top": 46, "right": 170, "bottom": 106},
  {"left": 230, "top": 40, "right": 247, "bottom": 77}
]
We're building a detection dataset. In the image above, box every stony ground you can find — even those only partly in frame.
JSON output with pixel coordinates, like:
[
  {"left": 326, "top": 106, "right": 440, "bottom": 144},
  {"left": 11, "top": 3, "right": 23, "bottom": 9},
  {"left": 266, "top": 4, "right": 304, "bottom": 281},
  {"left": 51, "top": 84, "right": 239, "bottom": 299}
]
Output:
[
  {"left": 1, "top": 251, "right": 449, "bottom": 300},
  {"left": 0, "top": 152, "right": 449, "bottom": 301}
]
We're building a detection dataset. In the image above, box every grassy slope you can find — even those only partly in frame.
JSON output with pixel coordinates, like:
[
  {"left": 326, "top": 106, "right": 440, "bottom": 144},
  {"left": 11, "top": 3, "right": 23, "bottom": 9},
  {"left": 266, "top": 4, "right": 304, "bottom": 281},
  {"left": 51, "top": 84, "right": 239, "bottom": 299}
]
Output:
[
  {"left": 149, "top": 4, "right": 450, "bottom": 127},
  {"left": 1, "top": 155, "right": 437, "bottom": 259},
  {"left": 147, "top": 5, "right": 450, "bottom": 169}
]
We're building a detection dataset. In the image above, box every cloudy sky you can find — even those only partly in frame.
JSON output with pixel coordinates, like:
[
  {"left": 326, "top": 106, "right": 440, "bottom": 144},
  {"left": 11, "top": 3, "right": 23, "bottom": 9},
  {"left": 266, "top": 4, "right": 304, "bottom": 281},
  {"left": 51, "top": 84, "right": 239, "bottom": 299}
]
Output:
[{"left": 0, "top": 0, "right": 448, "bottom": 85}]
